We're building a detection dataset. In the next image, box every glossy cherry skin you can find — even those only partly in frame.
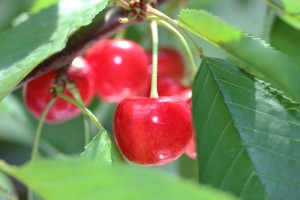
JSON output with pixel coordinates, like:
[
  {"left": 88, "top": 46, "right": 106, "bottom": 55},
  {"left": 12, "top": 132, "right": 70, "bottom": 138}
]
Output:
[
  {"left": 146, "top": 47, "right": 185, "bottom": 80},
  {"left": 114, "top": 96, "right": 193, "bottom": 165},
  {"left": 179, "top": 88, "right": 197, "bottom": 160},
  {"left": 86, "top": 39, "right": 150, "bottom": 103},
  {"left": 24, "top": 57, "right": 95, "bottom": 124}
]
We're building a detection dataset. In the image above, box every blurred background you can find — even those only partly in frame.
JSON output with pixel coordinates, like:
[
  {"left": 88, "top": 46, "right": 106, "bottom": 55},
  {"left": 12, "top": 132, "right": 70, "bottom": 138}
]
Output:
[{"left": 0, "top": 0, "right": 268, "bottom": 198}]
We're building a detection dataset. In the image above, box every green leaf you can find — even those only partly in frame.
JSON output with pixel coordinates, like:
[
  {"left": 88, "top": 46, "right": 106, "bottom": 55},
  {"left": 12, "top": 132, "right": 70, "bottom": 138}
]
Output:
[
  {"left": 0, "top": 159, "right": 237, "bottom": 200},
  {"left": 0, "top": 171, "right": 16, "bottom": 199},
  {"left": 0, "top": 94, "right": 64, "bottom": 157},
  {"left": 266, "top": 0, "right": 300, "bottom": 29},
  {"left": 81, "top": 129, "right": 124, "bottom": 164},
  {"left": 193, "top": 57, "right": 300, "bottom": 199},
  {"left": 270, "top": 18, "right": 300, "bottom": 64},
  {"left": 31, "top": 0, "right": 60, "bottom": 14},
  {"left": 0, "top": 0, "right": 108, "bottom": 101},
  {"left": 178, "top": 9, "right": 300, "bottom": 102},
  {"left": 0, "top": 95, "right": 35, "bottom": 146}
]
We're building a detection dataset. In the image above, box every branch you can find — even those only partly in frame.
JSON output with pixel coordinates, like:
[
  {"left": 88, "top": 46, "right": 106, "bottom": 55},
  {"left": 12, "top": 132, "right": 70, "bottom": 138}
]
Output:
[{"left": 16, "top": 0, "right": 168, "bottom": 89}]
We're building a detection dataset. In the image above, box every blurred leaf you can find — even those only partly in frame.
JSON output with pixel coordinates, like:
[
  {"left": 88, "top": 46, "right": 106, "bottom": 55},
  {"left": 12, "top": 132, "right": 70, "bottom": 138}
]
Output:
[
  {"left": 0, "top": 94, "right": 64, "bottom": 157},
  {"left": 0, "top": 95, "right": 34, "bottom": 145},
  {"left": 0, "top": 0, "right": 33, "bottom": 32},
  {"left": 193, "top": 57, "right": 300, "bottom": 199},
  {"left": 270, "top": 18, "right": 300, "bottom": 64},
  {"left": 0, "top": 171, "right": 16, "bottom": 199},
  {"left": 178, "top": 9, "right": 300, "bottom": 102},
  {"left": 0, "top": 159, "right": 237, "bottom": 200},
  {"left": 31, "top": 0, "right": 60, "bottom": 14},
  {"left": 0, "top": 0, "right": 108, "bottom": 101},
  {"left": 266, "top": 0, "right": 300, "bottom": 29},
  {"left": 81, "top": 129, "right": 124, "bottom": 164}
]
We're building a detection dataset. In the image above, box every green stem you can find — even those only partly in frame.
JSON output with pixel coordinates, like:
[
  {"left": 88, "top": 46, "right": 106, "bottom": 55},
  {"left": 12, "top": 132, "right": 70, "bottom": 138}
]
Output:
[
  {"left": 147, "top": 6, "right": 204, "bottom": 57},
  {"left": 261, "top": 5, "right": 274, "bottom": 41},
  {"left": 29, "top": 97, "right": 57, "bottom": 200},
  {"left": 114, "top": 0, "right": 130, "bottom": 10},
  {"left": 114, "top": 28, "right": 127, "bottom": 39},
  {"left": 68, "top": 85, "right": 90, "bottom": 146},
  {"left": 83, "top": 115, "right": 90, "bottom": 146},
  {"left": 158, "top": 19, "right": 197, "bottom": 79},
  {"left": 31, "top": 97, "right": 57, "bottom": 162},
  {"left": 56, "top": 93, "right": 103, "bottom": 131},
  {"left": 150, "top": 20, "right": 159, "bottom": 98}
]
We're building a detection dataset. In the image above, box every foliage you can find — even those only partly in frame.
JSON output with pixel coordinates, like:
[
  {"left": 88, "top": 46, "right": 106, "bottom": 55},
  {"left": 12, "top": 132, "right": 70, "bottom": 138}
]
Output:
[{"left": 0, "top": 0, "right": 299, "bottom": 199}]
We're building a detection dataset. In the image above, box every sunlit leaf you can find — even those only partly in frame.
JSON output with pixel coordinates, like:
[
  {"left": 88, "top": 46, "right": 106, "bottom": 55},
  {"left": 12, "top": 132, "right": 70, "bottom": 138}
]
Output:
[
  {"left": 0, "top": 159, "right": 237, "bottom": 200},
  {"left": 193, "top": 57, "right": 300, "bottom": 199},
  {"left": 178, "top": 9, "right": 300, "bottom": 102},
  {"left": 265, "top": 0, "right": 300, "bottom": 29}
]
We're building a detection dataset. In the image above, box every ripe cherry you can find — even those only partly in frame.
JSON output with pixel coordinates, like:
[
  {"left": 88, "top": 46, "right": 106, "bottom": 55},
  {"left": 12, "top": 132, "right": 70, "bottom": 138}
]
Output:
[
  {"left": 146, "top": 47, "right": 185, "bottom": 80},
  {"left": 86, "top": 39, "right": 150, "bottom": 103},
  {"left": 157, "top": 77, "right": 188, "bottom": 97},
  {"left": 142, "top": 76, "right": 188, "bottom": 97},
  {"left": 114, "top": 96, "right": 193, "bottom": 165},
  {"left": 24, "top": 57, "right": 95, "bottom": 124},
  {"left": 179, "top": 88, "right": 197, "bottom": 160}
]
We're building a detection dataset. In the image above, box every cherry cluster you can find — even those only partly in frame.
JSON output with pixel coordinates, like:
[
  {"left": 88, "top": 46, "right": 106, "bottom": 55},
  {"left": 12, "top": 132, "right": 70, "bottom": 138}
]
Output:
[{"left": 24, "top": 39, "right": 196, "bottom": 165}]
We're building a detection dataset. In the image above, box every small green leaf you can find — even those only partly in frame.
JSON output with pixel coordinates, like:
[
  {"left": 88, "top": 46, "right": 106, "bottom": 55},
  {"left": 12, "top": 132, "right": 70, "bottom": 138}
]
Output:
[
  {"left": 193, "top": 57, "right": 300, "bottom": 199},
  {"left": 0, "top": 0, "right": 108, "bottom": 101},
  {"left": 266, "top": 0, "right": 300, "bottom": 29},
  {"left": 81, "top": 129, "right": 124, "bottom": 164},
  {"left": 178, "top": 9, "right": 300, "bottom": 102},
  {"left": 0, "top": 159, "right": 237, "bottom": 200}
]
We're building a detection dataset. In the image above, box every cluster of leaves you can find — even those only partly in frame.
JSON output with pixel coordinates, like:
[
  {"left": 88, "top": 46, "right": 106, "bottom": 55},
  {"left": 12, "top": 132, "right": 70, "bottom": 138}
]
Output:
[{"left": 0, "top": 0, "right": 300, "bottom": 199}]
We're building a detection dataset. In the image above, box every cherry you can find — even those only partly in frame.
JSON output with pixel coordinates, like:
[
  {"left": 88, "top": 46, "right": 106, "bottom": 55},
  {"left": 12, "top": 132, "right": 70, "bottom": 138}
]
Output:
[
  {"left": 142, "top": 76, "right": 188, "bottom": 97},
  {"left": 86, "top": 39, "right": 150, "bottom": 103},
  {"left": 24, "top": 57, "right": 95, "bottom": 124},
  {"left": 157, "top": 77, "right": 188, "bottom": 97},
  {"left": 114, "top": 96, "right": 193, "bottom": 165},
  {"left": 146, "top": 47, "right": 185, "bottom": 80},
  {"left": 179, "top": 88, "right": 197, "bottom": 160}
]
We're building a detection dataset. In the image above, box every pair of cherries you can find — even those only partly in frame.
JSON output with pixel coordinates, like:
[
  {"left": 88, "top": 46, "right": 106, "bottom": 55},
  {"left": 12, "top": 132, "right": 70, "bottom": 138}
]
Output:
[{"left": 24, "top": 39, "right": 196, "bottom": 166}]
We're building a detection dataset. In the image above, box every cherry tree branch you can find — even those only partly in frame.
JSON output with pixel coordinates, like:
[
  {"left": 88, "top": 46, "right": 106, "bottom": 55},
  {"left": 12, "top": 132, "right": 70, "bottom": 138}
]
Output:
[{"left": 16, "top": 0, "right": 168, "bottom": 89}]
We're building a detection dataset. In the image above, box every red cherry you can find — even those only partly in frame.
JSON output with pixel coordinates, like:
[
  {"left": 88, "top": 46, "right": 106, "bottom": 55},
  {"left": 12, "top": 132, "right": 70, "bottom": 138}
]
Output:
[
  {"left": 24, "top": 57, "right": 95, "bottom": 124},
  {"left": 86, "top": 39, "right": 150, "bottom": 103},
  {"left": 146, "top": 47, "right": 185, "bottom": 80},
  {"left": 185, "top": 133, "right": 197, "bottom": 160},
  {"left": 141, "top": 77, "right": 188, "bottom": 97},
  {"left": 114, "top": 96, "right": 193, "bottom": 165},
  {"left": 158, "top": 77, "right": 188, "bottom": 97},
  {"left": 179, "top": 88, "right": 197, "bottom": 160}
]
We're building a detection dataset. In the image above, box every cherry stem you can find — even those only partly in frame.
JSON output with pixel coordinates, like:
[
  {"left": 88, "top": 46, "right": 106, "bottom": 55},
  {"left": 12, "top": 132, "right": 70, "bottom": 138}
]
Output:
[
  {"left": 146, "top": 6, "right": 204, "bottom": 58},
  {"left": 67, "top": 85, "right": 90, "bottom": 146},
  {"left": 114, "top": 28, "right": 127, "bottom": 39},
  {"left": 150, "top": 20, "right": 159, "bottom": 98},
  {"left": 261, "top": 5, "right": 274, "bottom": 42},
  {"left": 28, "top": 97, "right": 57, "bottom": 200},
  {"left": 114, "top": 0, "right": 130, "bottom": 10},
  {"left": 56, "top": 93, "right": 104, "bottom": 131},
  {"left": 30, "top": 97, "right": 57, "bottom": 162},
  {"left": 157, "top": 19, "right": 197, "bottom": 81}
]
